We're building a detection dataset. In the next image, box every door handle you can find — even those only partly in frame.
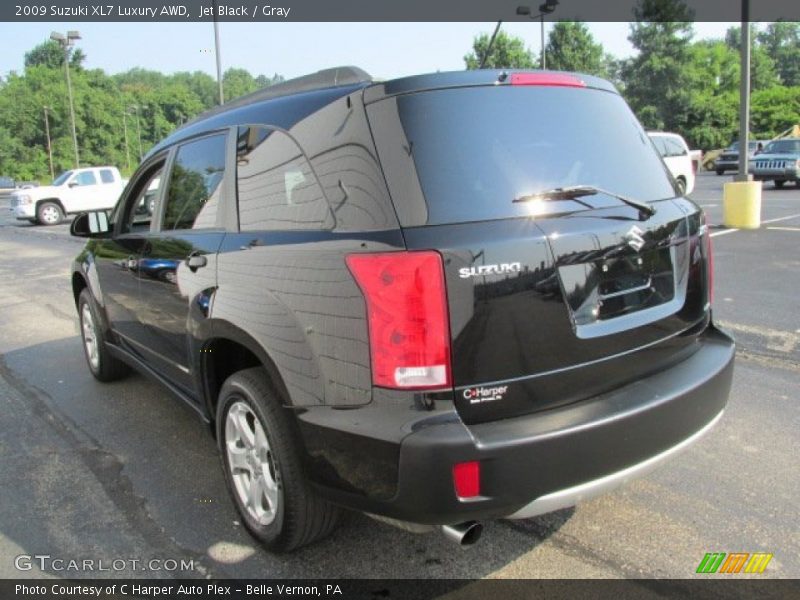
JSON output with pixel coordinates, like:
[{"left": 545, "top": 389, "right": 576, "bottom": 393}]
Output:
[{"left": 185, "top": 253, "right": 208, "bottom": 271}]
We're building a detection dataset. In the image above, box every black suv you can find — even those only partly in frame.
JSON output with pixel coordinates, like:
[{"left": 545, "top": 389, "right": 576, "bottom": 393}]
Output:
[{"left": 70, "top": 67, "right": 734, "bottom": 551}]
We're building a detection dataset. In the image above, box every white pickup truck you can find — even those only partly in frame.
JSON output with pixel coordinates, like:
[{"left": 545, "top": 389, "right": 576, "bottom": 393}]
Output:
[{"left": 10, "top": 166, "right": 126, "bottom": 225}]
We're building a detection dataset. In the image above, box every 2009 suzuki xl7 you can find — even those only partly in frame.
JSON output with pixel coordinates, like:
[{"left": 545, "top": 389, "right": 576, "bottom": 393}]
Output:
[{"left": 70, "top": 67, "right": 734, "bottom": 551}]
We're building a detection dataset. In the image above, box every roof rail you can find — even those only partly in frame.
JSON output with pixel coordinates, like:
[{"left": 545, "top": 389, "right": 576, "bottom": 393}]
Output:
[{"left": 182, "top": 66, "right": 372, "bottom": 127}]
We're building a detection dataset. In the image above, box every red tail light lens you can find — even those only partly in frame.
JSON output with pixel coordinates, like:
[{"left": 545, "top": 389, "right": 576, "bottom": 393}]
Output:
[
  {"left": 453, "top": 461, "right": 481, "bottom": 499},
  {"left": 702, "top": 213, "right": 714, "bottom": 304},
  {"left": 509, "top": 73, "right": 586, "bottom": 88},
  {"left": 346, "top": 251, "right": 452, "bottom": 390}
]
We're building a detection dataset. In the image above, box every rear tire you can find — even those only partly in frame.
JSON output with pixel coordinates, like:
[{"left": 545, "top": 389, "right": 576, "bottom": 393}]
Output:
[
  {"left": 774, "top": 180, "right": 785, "bottom": 189},
  {"left": 217, "top": 367, "right": 341, "bottom": 552},
  {"left": 716, "top": 169, "right": 724, "bottom": 176},
  {"left": 36, "top": 201, "right": 64, "bottom": 225},
  {"left": 78, "top": 289, "right": 129, "bottom": 382}
]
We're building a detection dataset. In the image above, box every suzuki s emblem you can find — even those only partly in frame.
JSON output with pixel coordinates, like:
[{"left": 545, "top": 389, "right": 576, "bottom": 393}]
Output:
[{"left": 624, "top": 226, "right": 646, "bottom": 252}]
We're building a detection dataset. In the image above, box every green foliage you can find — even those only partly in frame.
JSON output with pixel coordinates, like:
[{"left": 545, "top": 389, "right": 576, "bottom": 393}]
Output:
[
  {"left": 545, "top": 22, "right": 610, "bottom": 78},
  {"left": 724, "top": 26, "right": 779, "bottom": 90},
  {"left": 0, "top": 40, "right": 282, "bottom": 181},
  {"left": 750, "top": 86, "right": 800, "bottom": 138},
  {"left": 464, "top": 31, "right": 536, "bottom": 70},
  {"left": 620, "top": 1, "right": 695, "bottom": 132},
  {"left": 757, "top": 21, "right": 800, "bottom": 86}
]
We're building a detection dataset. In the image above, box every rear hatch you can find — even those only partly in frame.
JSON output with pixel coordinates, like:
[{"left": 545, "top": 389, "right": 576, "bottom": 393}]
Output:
[{"left": 366, "top": 74, "right": 712, "bottom": 424}]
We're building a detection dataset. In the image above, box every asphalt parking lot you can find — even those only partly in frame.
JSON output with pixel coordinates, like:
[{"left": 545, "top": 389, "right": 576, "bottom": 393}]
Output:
[{"left": 0, "top": 171, "right": 797, "bottom": 581}]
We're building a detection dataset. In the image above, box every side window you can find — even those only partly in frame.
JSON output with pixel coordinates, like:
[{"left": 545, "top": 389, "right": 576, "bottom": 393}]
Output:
[
  {"left": 99, "top": 169, "right": 115, "bottom": 184},
  {"left": 120, "top": 166, "right": 164, "bottom": 234},
  {"left": 74, "top": 171, "right": 97, "bottom": 186},
  {"left": 162, "top": 134, "right": 227, "bottom": 231},
  {"left": 664, "top": 138, "right": 687, "bottom": 157},
  {"left": 651, "top": 136, "right": 668, "bottom": 157},
  {"left": 236, "top": 126, "right": 330, "bottom": 231}
]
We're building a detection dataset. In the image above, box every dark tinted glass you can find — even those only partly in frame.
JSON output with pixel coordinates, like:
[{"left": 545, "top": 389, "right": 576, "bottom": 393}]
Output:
[
  {"left": 163, "top": 134, "right": 226, "bottom": 230},
  {"left": 99, "top": 169, "right": 115, "bottom": 184},
  {"left": 370, "top": 86, "right": 675, "bottom": 226},
  {"left": 236, "top": 126, "right": 329, "bottom": 231}
]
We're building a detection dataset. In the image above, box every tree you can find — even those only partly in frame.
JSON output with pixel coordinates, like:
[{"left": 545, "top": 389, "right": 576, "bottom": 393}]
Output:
[
  {"left": 464, "top": 30, "right": 536, "bottom": 70},
  {"left": 619, "top": 0, "right": 695, "bottom": 131},
  {"left": 545, "top": 21, "right": 609, "bottom": 77},
  {"left": 24, "top": 39, "right": 86, "bottom": 70},
  {"left": 757, "top": 22, "right": 800, "bottom": 86},
  {"left": 724, "top": 26, "right": 779, "bottom": 90}
]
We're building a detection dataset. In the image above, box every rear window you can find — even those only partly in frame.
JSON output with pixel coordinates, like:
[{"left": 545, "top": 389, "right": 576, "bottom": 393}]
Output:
[{"left": 368, "top": 86, "right": 675, "bottom": 226}]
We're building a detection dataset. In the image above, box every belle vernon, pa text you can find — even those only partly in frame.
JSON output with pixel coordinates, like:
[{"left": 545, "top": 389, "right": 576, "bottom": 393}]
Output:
[
  {"left": 16, "top": 583, "right": 343, "bottom": 596},
  {"left": 45, "top": 5, "right": 292, "bottom": 18}
]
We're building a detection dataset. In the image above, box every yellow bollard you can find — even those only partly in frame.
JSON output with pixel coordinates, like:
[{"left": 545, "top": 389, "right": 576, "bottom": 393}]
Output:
[{"left": 722, "top": 181, "right": 762, "bottom": 229}]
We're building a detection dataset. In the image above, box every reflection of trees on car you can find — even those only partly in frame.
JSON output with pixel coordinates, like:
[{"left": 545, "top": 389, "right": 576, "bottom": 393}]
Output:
[{"left": 164, "top": 164, "right": 221, "bottom": 230}]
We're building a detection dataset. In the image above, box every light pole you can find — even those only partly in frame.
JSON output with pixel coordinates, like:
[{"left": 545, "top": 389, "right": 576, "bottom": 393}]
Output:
[
  {"left": 517, "top": 1, "right": 559, "bottom": 70},
  {"left": 121, "top": 108, "right": 131, "bottom": 172},
  {"left": 43, "top": 106, "right": 54, "bottom": 180},
  {"left": 50, "top": 30, "right": 81, "bottom": 167},
  {"left": 211, "top": 0, "right": 224, "bottom": 104},
  {"left": 736, "top": 0, "right": 751, "bottom": 182},
  {"left": 129, "top": 105, "right": 143, "bottom": 161}
]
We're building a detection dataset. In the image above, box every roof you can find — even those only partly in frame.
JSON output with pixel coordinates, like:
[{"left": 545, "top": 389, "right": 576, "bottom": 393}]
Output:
[
  {"left": 146, "top": 66, "right": 373, "bottom": 158},
  {"left": 145, "top": 66, "right": 619, "bottom": 159}
]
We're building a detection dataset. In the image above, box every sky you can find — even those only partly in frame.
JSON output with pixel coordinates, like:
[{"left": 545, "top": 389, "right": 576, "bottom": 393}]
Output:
[{"left": 0, "top": 21, "right": 737, "bottom": 81}]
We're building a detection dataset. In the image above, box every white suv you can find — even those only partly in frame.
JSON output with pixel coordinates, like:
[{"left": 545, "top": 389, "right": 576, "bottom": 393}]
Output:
[
  {"left": 648, "top": 132, "right": 696, "bottom": 195},
  {"left": 10, "top": 166, "right": 126, "bottom": 225}
]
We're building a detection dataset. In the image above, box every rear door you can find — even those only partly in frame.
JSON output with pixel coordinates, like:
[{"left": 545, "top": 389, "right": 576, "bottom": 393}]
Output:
[
  {"left": 367, "top": 81, "right": 711, "bottom": 424},
  {"left": 136, "top": 132, "right": 229, "bottom": 395}
]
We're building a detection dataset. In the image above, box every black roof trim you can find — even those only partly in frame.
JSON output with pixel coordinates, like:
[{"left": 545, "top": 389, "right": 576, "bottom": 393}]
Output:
[{"left": 179, "top": 66, "right": 372, "bottom": 130}]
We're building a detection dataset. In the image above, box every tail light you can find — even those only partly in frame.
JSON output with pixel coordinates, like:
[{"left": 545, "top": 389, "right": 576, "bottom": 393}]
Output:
[
  {"left": 453, "top": 461, "right": 481, "bottom": 499},
  {"left": 346, "top": 251, "right": 452, "bottom": 390},
  {"left": 702, "top": 213, "right": 714, "bottom": 304},
  {"left": 509, "top": 73, "right": 586, "bottom": 88}
]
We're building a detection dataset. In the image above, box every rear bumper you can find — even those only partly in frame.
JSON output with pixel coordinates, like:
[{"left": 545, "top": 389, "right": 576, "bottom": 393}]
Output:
[{"left": 332, "top": 325, "right": 734, "bottom": 525}]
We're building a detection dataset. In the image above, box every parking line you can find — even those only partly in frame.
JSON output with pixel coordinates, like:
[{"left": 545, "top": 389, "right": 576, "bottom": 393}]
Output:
[
  {"left": 767, "top": 226, "right": 800, "bottom": 232},
  {"left": 710, "top": 212, "right": 800, "bottom": 238}
]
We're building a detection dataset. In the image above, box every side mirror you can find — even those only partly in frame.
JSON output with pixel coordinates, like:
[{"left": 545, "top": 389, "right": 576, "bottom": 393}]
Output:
[
  {"left": 68, "top": 181, "right": 79, "bottom": 188},
  {"left": 71, "top": 211, "right": 111, "bottom": 238}
]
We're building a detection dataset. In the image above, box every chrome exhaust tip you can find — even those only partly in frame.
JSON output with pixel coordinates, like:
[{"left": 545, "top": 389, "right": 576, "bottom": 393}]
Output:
[{"left": 441, "top": 521, "right": 483, "bottom": 546}]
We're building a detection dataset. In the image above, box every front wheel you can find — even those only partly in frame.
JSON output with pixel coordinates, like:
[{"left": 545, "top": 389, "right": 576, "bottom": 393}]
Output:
[
  {"left": 217, "top": 368, "right": 341, "bottom": 552},
  {"left": 675, "top": 177, "right": 687, "bottom": 196},
  {"left": 774, "top": 180, "right": 785, "bottom": 189},
  {"left": 36, "top": 201, "right": 64, "bottom": 225},
  {"left": 78, "top": 289, "right": 129, "bottom": 382},
  {"left": 716, "top": 169, "right": 724, "bottom": 176}
]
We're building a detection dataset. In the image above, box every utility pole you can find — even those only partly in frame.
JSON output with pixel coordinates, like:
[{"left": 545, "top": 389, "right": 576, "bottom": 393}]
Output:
[
  {"left": 43, "top": 106, "right": 54, "bottom": 180},
  {"left": 50, "top": 31, "right": 82, "bottom": 167},
  {"left": 121, "top": 109, "right": 131, "bottom": 172},
  {"left": 130, "top": 105, "right": 143, "bottom": 161}
]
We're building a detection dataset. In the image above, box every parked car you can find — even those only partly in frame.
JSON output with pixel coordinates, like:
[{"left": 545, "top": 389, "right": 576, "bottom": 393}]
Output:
[
  {"left": 10, "top": 166, "right": 125, "bottom": 225},
  {"left": 0, "top": 176, "right": 16, "bottom": 194},
  {"left": 748, "top": 138, "right": 800, "bottom": 188},
  {"left": 647, "top": 132, "right": 696, "bottom": 194},
  {"left": 713, "top": 140, "right": 767, "bottom": 175},
  {"left": 69, "top": 67, "right": 733, "bottom": 552}
]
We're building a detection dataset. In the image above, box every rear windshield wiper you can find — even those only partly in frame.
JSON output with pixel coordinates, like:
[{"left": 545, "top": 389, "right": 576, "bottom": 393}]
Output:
[{"left": 513, "top": 185, "right": 656, "bottom": 220}]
